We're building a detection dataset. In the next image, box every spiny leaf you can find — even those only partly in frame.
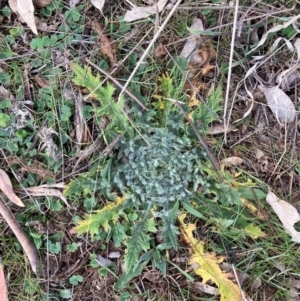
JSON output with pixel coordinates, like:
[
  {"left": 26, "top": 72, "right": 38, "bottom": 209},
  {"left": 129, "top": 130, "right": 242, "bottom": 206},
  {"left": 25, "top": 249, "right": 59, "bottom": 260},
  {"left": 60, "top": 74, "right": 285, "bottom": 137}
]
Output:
[
  {"left": 190, "top": 86, "right": 222, "bottom": 131},
  {"left": 74, "top": 196, "right": 126, "bottom": 237},
  {"left": 71, "top": 63, "right": 128, "bottom": 132},
  {"left": 125, "top": 217, "right": 157, "bottom": 272},
  {"left": 179, "top": 214, "right": 244, "bottom": 301}
]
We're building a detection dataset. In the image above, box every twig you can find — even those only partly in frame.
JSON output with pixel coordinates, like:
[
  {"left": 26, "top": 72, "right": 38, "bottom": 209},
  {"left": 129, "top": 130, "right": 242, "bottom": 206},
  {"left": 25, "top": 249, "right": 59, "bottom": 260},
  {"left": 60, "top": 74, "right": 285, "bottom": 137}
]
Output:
[
  {"left": 0, "top": 196, "right": 40, "bottom": 274},
  {"left": 223, "top": 0, "right": 240, "bottom": 143},
  {"left": 172, "top": 100, "right": 220, "bottom": 170},
  {"left": 85, "top": 59, "right": 148, "bottom": 111},
  {"left": 72, "top": 134, "right": 123, "bottom": 174}
]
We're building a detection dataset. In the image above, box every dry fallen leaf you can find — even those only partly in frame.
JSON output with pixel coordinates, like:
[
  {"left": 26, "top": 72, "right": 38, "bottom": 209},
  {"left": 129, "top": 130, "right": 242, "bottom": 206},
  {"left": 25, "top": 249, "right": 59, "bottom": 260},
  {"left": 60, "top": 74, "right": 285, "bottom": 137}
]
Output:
[
  {"left": 180, "top": 18, "right": 204, "bottom": 63},
  {"left": 192, "top": 282, "right": 219, "bottom": 296},
  {"left": 25, "top": 184, "right": 73, "bottom": 208},
  {"left": 0, "top": 198, "right": 39, "bottom": 273},
  {"left": 69, "top": 0, "right": 80, "bottom": 8},
  {"left": 221, "top": 157, "right": 244, "bottom": 167},
  {"left": 0, "top": 263, "right": 7, "bottom": 301},
  {"left": 8, "top": 0, "right": 17, "bottom": 12},
  {"left": 266, "top": 190, "right": 300, "bottom": 243},
  {"left": 259, "top": 85, "right": 296, "bottom": 123},
  {"left": 0, "top": 169, "right": 24, "bottom": 207},
  {"left": 34, "top": 75, "right": 51, "bottom": 88},
  {"left": 17, "top": 0, "right": 38, "bottom": 34},
  {"left": 33, "top": 0, "right": 51, "bottom": 8},
  {"left": 124, "top": 0, "right": 168, "bottom": 22},
  {"left": 34, "top": 16, "right": 58, "bottom": 32},
  {"left": 88, "top": 20, "right": 117, "bottom": 66},
  {"left": 91, "top": 0, "right": 105, "bottom": 12},
  {"left": 247, "top": 14, "right": 300, "bottom": 55}
]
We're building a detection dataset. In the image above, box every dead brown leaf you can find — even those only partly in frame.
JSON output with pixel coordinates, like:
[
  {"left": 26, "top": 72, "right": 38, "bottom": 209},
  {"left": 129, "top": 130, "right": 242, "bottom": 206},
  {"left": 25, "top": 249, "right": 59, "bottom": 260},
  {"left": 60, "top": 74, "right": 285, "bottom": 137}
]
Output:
[
  {"left": 0, "top": 169, "right": 24, "bottom": 207},
  {"left": 16, "top": 0, "right": 38, "bottom": 34},
  {"left": 6, "top": 157, "right": 54, "bottom": 180},
  {"left": 88, "top": 20, "right": 117, "bottom": 66},
  {"left": 153, "top": 43, "right": 167, "bottom": 60},
  {"left": 24, "top": 184, "right": 73, "bottom": 208},
  {"left": 0, "top": 198, "right": 39, "bottom": 273},
  {"left": 34, "top": 16, "right": 58, "bottom": 32},
  {"left": 0, "top": 263, "right": 7, "bottom": 301},
  {"left": 22, "top": 69, "right": 32, "bottom": 104},
  {"left": 34, "top": 75, "right": 50, "bottom": 88},
  {"left": 208, "top": 124, "right": 234, "bottom": 135},
  {"left": 221, "top": 157, "right": 244, "bottom": 167},
  {"left": 33, "top": 0, "right": 51, "bottom": 8},
  {"left": 191, "top": 282, "right": 219, "bottom": 296}
]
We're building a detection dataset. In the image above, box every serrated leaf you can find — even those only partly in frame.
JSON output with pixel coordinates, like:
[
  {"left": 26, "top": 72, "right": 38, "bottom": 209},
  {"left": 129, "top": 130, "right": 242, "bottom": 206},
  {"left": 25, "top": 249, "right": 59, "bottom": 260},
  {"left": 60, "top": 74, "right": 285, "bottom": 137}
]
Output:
[
  {"left": 74, "top": 196, "right": 126, "bottom": 237},
  {"left": 71, "top": 63, "right": 127, "bottom": 132},
  {"left": 179, "top": 214, "right": 244, "bottom": 301},
  {"left": 125, "top": 217, "right": 157, "bottom": 272}
]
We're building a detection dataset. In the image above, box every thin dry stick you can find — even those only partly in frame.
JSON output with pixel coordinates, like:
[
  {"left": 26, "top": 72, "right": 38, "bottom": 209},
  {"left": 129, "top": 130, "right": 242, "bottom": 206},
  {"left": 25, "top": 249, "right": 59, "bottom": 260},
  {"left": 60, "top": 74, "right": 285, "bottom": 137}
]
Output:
[
  {"left": 0, "top": 196, "right": 39, "bottom": 273},
  {"left": 223, "top": 0, "right": 240, "bottom": 143},
  {"left": 85, "top": 59, "right": 148, "bottom": 111},
  {"left": 118, "top": 0, "right": 183, "bottom": 103},
  {"left": 172, "top": 100, "right": 220, "bottom": 170}
]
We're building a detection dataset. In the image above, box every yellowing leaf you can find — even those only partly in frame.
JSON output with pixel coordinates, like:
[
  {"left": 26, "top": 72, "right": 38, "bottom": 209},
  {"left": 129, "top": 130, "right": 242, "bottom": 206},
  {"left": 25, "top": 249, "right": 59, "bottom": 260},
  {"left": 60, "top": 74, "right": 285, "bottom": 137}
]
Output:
[
  {"left": 0, "top": 169, "right": 24, "bottom": 207},
  {"left": 244, "top": 223, "right": 266, "bottom": 239},
  {"left": 74, "top": 196, "right": 126, "bottom": 236},
  {"left": 179, "top": 214, "right": 244, "bottom": 301},
  {"left": 240, "top": 198, "right": 266, "bottom": 219}
]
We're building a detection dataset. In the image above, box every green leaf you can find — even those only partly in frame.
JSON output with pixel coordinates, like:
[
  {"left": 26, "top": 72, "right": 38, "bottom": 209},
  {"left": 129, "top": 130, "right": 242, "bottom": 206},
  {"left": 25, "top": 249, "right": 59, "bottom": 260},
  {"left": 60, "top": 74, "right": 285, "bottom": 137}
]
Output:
[
  {"left": 69, "top": 274, "right": 84, "bottom": 286},
  {"left": 82, "top": 105, "right": 93, "bottom": 119},
  {"left": 112, "top": 222, "right": 126, "bottom": 247},
  {"left": 125, "top": 217, "right": 157, "bottom": 272},
  {"left": 67, "top": 242, "right": 78, "bottom": 252},
  {"left": 61, "top": 105, "right": 72, "bottom": 121},
  {"left": 181, "top": 201, "right": 205, "bottom": 219},
  {"left": 0, "top": 99, "right": 12, "bottom": 109},
  {"left": 244, "top": 223, "right": 266, "bottom": 239},
  {"left": 83, "top": 197, "right": 97, "bottom": 211},
  {"left": 46, "top": 199, "right": 62, "bottom": 212},
  {"left": 71, "top": 63, "right": 128, "bottom": 132},
  {"left": 238, "top": 187, "right": 266, "bottom": 201},
  {"left": 160, "top": 201, "right": 179, "bottom": 250},
  {"left": 191, "top": 86, "right": 222, "bottom": 131},
  {"left": 119, "top": 291, "right": 132, "bottom": 301},
  {"left": 114, "top": 261, "right": 149, "bottom": 291},
  {"left": 0, "top": 113, "right": 10, "bottom": 127},
  {"left": 59, "top": 289, "right": 72, "bottom": 299},
  {"left": 48, "top": 241, "right": 61, "bottom": 254},
  {"left": 24, "top": 279, "right": 39, "bottom": 294}
]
